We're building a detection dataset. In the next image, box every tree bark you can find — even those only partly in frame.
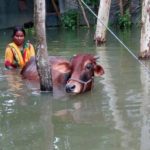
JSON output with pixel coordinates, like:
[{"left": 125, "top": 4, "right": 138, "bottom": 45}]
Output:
[
  {"left": 139, "top": 0, "right": 150, "bottom": 59},
  {"left": 51, "top": 0, "right": 61, "bottom": 18},
  {"left": 118, "top": 0, "right": 124, "bottom": 16},
  {"left": 34, "top": 0, "right": 53, "bottom": 91},
  {"left": 77, "top": 0, "right": 90, "bottom": 28},
  {"left": 94, "top": 0, "right": 111, "bottom": 45}
]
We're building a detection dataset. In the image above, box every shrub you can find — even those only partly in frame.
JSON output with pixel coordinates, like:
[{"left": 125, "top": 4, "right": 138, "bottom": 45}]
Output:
[
  {"left": 117, "top": 9, "right": 131, "bottom": 29},
  {"left": 61, "top": 10, "right": 78, "bottom": 30}
]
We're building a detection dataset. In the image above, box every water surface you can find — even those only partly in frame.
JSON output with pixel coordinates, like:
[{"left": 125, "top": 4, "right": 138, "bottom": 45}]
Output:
[{"left": 0, "top": 27, "right": 150, "bottom": 150}]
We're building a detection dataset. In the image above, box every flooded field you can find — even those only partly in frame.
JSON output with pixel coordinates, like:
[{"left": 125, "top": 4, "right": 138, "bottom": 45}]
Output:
[{"left": 0, "top": 27, "right": 150, "bottom": 150}]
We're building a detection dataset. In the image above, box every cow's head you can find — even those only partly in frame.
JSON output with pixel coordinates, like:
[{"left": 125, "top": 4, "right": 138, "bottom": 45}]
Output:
[{"left": 65, "top": 54, "right": 104, "bottom": 94}]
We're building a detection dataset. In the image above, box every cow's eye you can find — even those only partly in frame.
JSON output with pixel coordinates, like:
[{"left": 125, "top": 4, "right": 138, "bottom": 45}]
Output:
[{"left": 86, "top": 63, "right": 93, "bottom": 70}]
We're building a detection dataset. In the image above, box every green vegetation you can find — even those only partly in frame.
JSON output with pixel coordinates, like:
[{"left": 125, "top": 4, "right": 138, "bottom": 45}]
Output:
[
  {"left": 60, "top": 0, "right": 99, "bottom": 30},
  {"left": 61, "top": 10, "right": 78, "bottom": 30},
  {"left": 84, "top": 0, "right": 99, "bottom": 5},
  {"left": 117, "top": 9, "right": 132, "bottom": 29},
  {"left": 24, "top": 28, "right": 35, "bottom": 35}
]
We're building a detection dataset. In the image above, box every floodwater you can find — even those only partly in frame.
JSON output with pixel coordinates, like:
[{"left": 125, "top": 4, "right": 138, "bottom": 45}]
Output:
[{"left": 0, "top": 27, "right": 150, "bottom": 150}]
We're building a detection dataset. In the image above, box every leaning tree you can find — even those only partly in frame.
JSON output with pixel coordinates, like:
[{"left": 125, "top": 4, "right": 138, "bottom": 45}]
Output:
[{"left": 34, "top": 0, "right": 53, "bottom": 91}]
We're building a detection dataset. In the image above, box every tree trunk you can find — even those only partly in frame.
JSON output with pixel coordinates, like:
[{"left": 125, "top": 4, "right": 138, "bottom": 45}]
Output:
[
  {"left": 94, "top": 0, "right": 111, "bottom": 45},
  {"left": 118, "top": 0, "right": 124, "bottom": 16},
  {"left": 139, "top": 0, "right": 150, "bottom": 59},
  {"left": 51, "top": 0, "right": 61, "bottom": 18},
  {"left": 77, "top": 0, "right": 90, "bottom": 28},
  {"left": 34, "top": 0, "right": 53, "bottom": 91}
]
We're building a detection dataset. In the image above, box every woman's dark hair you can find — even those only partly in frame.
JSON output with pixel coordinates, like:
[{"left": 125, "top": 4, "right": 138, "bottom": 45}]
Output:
[{"left": 12, "top": 26, "right": 26, "bottom": 37}]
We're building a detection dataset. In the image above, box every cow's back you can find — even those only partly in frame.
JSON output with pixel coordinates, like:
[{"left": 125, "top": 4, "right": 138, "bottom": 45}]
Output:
[
  {"left": 21, "top": 57, "right": 39, "bottom": 80},
  {"left": 20, "top": 56, "right": 71, "bottom": 86}
]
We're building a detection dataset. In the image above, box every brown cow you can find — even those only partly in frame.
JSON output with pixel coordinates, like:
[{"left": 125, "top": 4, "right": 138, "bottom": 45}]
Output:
[
  {"left": 65, "top": 54, "right": 104, "bottom": 94},
  {"left": 20, "top": 54, "right": 104, "bottom": 94},
  {"left": 20, "top": 56, "right": 71, "bottom": 87}
]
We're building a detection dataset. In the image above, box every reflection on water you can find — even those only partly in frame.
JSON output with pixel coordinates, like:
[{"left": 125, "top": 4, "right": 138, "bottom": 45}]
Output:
[{"left": 0, "top": 27, "right": 150, "bottom": 150}]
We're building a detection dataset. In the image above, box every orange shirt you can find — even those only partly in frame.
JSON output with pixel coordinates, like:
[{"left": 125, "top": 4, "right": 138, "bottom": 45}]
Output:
[{"left": 5, "top": 42, "right": 35, "bottom": 69}]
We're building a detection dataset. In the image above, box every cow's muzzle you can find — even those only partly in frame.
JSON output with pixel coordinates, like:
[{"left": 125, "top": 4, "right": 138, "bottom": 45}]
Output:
[{"left": 65, "top": 77, "right": 94, "bottom": 93}]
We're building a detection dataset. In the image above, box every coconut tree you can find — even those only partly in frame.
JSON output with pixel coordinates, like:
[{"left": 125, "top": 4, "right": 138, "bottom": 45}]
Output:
[
  {"left": 34, "top": 0, "right": 53, "bottom": 91},
  {"left": 94, "top": 0, "right": 111, "bottom": 45},
  {"left": 139, "top": 0, "right": 150, "bottom": 59}
]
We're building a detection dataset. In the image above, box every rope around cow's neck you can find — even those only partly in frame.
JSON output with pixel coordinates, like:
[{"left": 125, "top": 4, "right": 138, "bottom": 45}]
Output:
[
  {"left": 68, "top": 77, "right": 94, "bottom": 92},
  {"left": 80, "top": 0, "right": 150, "bottom": 74}
]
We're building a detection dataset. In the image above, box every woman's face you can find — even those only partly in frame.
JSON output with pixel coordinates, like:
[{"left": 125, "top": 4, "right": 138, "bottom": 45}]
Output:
[{"left": 13, "top": 31, "right": 25, "bottom": 46}]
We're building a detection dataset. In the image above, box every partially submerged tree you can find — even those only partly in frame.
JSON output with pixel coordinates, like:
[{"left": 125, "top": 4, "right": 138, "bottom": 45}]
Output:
[
  {"left": 94, "top": 0, "right": 111, "bottom": 45},
  {"left": 34, "top": 0, "right": 53, "bottom": 91},
  {"left": 139, "top": 0, "right": 150, "bottom": 59}
]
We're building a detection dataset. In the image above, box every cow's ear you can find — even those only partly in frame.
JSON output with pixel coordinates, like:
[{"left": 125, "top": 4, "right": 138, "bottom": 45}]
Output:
[
  {"left": 94, "top": 64, "right": 104, "bottom": 76},
  {"left": 53, "top": 62, "right": 71, "bottom": 73}
]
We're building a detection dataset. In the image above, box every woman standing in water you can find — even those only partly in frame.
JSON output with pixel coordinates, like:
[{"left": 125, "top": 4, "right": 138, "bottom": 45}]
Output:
[{"left": 4, "top": 26, "right": 35, "bottom": 69}]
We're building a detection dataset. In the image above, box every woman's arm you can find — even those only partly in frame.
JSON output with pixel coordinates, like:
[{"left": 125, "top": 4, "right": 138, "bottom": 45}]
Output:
[{"left": 4, "top": 46, "right": 17, "bottom": 69}]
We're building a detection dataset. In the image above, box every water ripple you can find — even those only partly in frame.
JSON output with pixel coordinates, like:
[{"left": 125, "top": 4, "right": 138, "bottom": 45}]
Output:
[
  {"left": 2, "top": 99, "right": 15, "bottom": 107},
  {"left": 1, "top": 99, "right": 16, "bottom": 114}
]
